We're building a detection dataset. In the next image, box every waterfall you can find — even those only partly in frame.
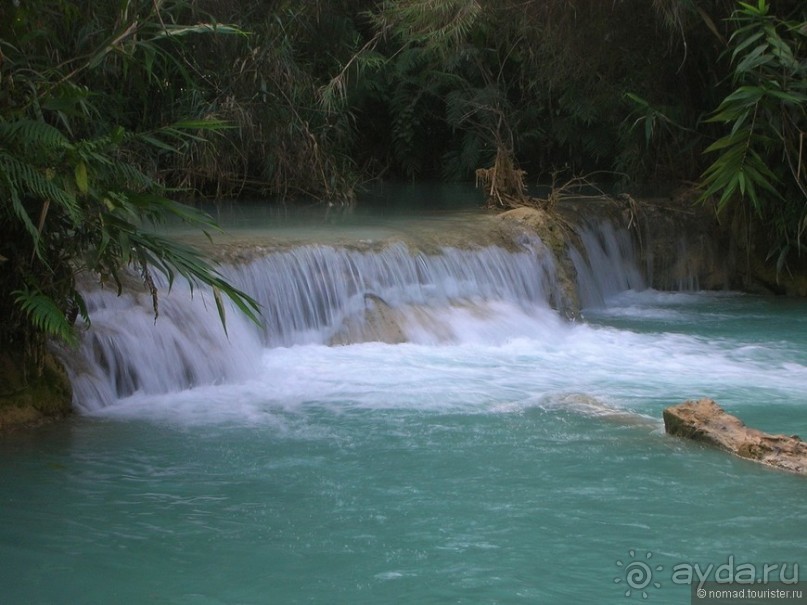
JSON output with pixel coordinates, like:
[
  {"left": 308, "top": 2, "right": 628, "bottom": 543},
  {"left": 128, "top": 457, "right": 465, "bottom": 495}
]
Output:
[
  {"left": 228, "top": 240, "right": 563, "bottom": 347},
  {"left": 61, "top": 219, "right": 646, "bottom": 411},
  {"left": 66, "top": 282, "right": 263, "bottom": 412},
  {"left": 569, "top": 220, "right": 646, "bottom": 308}
]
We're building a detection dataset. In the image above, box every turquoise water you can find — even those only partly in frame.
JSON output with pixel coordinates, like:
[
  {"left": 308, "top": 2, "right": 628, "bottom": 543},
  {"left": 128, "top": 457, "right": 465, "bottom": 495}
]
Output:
[{"left": 2, "top": 291, "right": 806, "bottom": 604}]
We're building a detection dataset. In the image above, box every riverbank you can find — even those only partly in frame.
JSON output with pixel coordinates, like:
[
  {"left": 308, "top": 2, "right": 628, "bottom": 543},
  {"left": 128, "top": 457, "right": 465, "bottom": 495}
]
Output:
[{"left": 0, "top": 351, "right": 72, "bottom": 432}]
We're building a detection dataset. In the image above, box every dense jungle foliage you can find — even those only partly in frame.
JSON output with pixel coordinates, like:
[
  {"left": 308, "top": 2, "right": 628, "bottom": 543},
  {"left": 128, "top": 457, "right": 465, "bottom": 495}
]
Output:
[{"left": 0, "top": 0, "right": 805, "bottom": 363}]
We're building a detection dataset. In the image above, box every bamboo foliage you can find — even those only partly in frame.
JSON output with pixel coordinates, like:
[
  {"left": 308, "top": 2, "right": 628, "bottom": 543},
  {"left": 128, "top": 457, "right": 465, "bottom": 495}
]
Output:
[
  {"left": 699, "top": 0, "right": 807, "bottom": 264},
  {"left": 3, "top": 0, "right": 798, "bottom": 204},
  {"left": 163, "top": 2, "right": 365, "bottom": 202},
  {"left": 371, "top": 0, "right": 482, "bottom": 55}
]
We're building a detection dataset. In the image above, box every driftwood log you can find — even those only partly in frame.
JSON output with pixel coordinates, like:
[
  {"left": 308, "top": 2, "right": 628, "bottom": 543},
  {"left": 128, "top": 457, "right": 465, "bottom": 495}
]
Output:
[{"left": 663, "top": 398, "right": 807, "bottom": 475}]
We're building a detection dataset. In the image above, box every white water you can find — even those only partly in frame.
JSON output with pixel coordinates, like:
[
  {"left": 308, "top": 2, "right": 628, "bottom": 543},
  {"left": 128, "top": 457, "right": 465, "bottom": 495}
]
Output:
[
  {"left": 230, "top": 238, "right": 563, "bottom": 346},
  {"left": 61, "top": 215, "right": 806, "bottom": 425},
  {"left": 66, "top": 283, "right": 263, "bottom": 411},
  {"left": 83, "top": 292, "right": 807, "bottom": 428},
  {"left": 65, "top": 225, "right": 575, "bottom": 411}
]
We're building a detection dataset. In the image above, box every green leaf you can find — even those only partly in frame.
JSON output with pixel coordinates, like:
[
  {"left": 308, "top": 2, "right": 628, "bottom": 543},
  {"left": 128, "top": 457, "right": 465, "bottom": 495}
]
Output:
[
  {"left": 731, "top": 30, "right": 765, "bottom": 59},
  {"left": 765, "top": 89, "right": 807, "bottom": 104},
  {"left": 13, "top": 287, "right": 76, "bottom": 344},
  {"left": 150, "top": 23, "right": 245, "bottom": 40},
  {"left": 170, "top": 119, "right": 233, "bottom": 131},
  {"left": 213, "top": 287, "right": 228, "bottom": 338},
  {"left": 139, "top": 134, "right": 178, "bottom": 153},
  {"left": 734, "top": 45, "right": 774, "bottom": 74},
  {"left": 75, "top": 160, "right": 88, "bottom": 193}
]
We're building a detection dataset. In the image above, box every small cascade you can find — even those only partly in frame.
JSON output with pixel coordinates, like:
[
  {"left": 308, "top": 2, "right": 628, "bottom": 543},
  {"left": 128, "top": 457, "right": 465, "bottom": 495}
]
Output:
[
  {"left": 643, "top": 233, "right": 731, "bottom": 292},
  {"left": 60, "top": 216, "right": 649, "bottom": 411},
  {"left": 66, "top": 282, "right": 263, "bottom": 412},
  {"left": 227, "top": 240, "right": 563, "bottom": 347},
  {"left": 568, "top": 220, "right": 646, "bottom": 308}
]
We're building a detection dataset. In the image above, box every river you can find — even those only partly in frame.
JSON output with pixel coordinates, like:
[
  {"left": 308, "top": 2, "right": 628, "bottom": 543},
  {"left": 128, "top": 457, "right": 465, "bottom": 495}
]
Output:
[{"left": 1, "top": 186, "right": 805, "bottom": 604}]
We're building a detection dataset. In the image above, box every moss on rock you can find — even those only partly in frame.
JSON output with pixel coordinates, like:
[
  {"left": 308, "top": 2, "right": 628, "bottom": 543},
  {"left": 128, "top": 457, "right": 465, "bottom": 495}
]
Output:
[{"left": 0, "top": 350, "right": 72, "bottom": 432}]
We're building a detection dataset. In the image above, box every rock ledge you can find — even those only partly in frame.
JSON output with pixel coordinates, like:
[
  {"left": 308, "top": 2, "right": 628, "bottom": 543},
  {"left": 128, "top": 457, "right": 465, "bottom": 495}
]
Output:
[{"left": 663, "top": 398, "right": 807, "bottom": 475}]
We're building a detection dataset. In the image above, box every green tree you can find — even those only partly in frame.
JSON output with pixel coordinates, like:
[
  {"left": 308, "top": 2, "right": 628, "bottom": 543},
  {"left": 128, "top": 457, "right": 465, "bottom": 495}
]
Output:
[
  {"left": 168, "top": 0, "right": 367, "bottom": 202},
  {"left": 699, "top": 0, "right": 807, "bottom": 267},
  {"left": 345, "top": 0, "right": 710, "bottom": 189},
  {"left": 0, "top": 0, "right": 260, "bottom": 368}
]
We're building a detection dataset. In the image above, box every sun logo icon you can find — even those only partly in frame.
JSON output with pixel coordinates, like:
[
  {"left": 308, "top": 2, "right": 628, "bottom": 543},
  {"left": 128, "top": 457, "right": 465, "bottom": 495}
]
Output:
[{"left": 614, "top": 550, "right": 663, "bottom": 599}]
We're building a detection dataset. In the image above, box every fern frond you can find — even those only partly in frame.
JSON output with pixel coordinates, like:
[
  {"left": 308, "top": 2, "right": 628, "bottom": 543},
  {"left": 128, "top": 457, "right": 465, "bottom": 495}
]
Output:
[
  {"left": 13, "top": 287, "right": 76, "bottom": 344},
  {"left": 0, "top": 119, "right": 70, "bottom": 154},
  {"left": 101, "top": 158, "right": 159, "bottom": 193},
  {"left": 0, "top": 151, "right": 81, "bottom": 227},
  {"left": 0, "top": 159, "right": 39, "bottom": 240},
  {"left": 126, "top": 230, "right": 261, "bottom": 327}
]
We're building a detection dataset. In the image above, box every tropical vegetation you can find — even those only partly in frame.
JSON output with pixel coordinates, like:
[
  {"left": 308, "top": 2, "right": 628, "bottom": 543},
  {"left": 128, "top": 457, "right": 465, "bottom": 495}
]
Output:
[
  {"left": 1, "top": 0, "right": 806, "bottom": 373},
  {"left": 0, "top": 0, "right": 260, "bottom": 369}
]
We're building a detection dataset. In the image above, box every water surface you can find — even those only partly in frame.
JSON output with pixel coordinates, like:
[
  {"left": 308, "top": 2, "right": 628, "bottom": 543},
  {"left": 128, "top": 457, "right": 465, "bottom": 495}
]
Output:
[{"left": 1, "top": 199, "right": 805, "bottom": 604}]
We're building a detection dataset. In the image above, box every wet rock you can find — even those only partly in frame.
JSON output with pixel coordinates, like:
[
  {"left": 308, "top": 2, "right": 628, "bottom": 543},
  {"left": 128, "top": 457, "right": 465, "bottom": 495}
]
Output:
[
  {"left": 0, "top": 350, "right": 72, "bottom": 432},
  {"left": 663, "top": 398, "right": 807, "bottom": 475},
  {"left": 329, "top": 294, "right": 408, "bottom": 345},
  {"left": 495, "top": 206, "right": 581, "bottom": 319}
]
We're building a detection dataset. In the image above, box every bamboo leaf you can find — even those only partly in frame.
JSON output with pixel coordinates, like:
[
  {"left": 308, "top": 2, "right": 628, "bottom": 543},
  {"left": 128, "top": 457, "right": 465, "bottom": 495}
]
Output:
[
  {"left": 731, "top": 29, "right": 765, "bottom": 58},
  {"left": 150, "top": 23, "right": 245, "bottom": 40},
  {"left": 139, "top": 134, "right": 179, "bottom": 153},
  {"left": 735, "top": 45, "right": 774, "bottom": 74},
  {"left": 170, "top": 119, "right": 233, "bottom": 131}
]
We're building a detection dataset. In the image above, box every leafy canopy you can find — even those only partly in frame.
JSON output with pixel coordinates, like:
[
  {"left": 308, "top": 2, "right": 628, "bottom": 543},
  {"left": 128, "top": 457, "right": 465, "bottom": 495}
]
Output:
[{"left": 0, "top": 0, "right": 260, "bottom": 357}]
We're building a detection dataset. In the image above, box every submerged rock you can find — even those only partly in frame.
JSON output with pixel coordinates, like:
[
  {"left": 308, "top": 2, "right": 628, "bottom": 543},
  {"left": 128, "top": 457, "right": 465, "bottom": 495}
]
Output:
[
  {"left": 663, "top": 398, "right": 807, "bottom": 475},
  {"left": 329, "top": 293, "right": 408, "bottom": 346}
]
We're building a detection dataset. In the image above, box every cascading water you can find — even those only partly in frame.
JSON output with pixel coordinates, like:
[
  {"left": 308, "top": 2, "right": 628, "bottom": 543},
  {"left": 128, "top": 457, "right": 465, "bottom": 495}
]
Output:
[
  {"left": 229, "top": 239, "right": 564, "bottom": 346},
  {"left": 67, "top": 280, "right": 263, "bottom": 412},
  {"left": 7, "top": 201, "right": 807, "bottom": 605},
  {"left": 568, "top": 220, "right": 646, "bottom": 308},
  {"left": 61, "top": 218, "right": 641, "bottom": 412}
]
